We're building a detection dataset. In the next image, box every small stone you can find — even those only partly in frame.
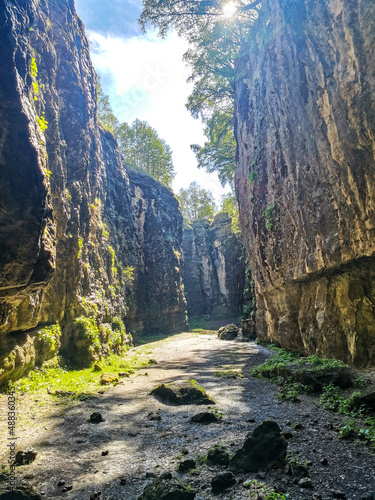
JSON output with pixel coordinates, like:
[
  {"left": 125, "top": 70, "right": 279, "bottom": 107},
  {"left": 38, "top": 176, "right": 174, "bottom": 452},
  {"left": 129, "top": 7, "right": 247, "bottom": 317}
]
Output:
[
  {"left": 145, "top": 472, "right": 156, "bottom": 479},
  {"left": 118, "top": 372, "right": 130, "bottom": 377},
  {"left": 57, "top": 480, "right": 65, "bottom": 486},
  {"left": 282, "top": 431, "right": 294, "bottom": 440},
  {"left": 181, "top": 449, "right": 189, "bottom": 455},
  {"left": 120, "top": 478, "right": 127, "bottom": 485},
  {"left": 160, "top": 472, "right": 172, "bottom": 480},
  {"left": 177, "top": 459, "right": 196, "bottom": 472},
  {"left": 15, "top": 448, "right": 38, "bottom": 465},
  {"left": 89, "top": 412, "right": 104, "bottom": 424},
  {"left": 320, "top": 457, "right": 328, "bottom": 465},
  {"left": 93, "top": 364, "right": 103, "bottom": 372},
  {"left": 293, "top": 423, "right": 304, "bottom": 430},
  {"left": 312, "top": 494, "right": 322, "bottom": 500},
  {"left": 190, "top": 412, "right": 219, "bottom": 424},
  {"left": 332, "top": 490, "right": 346, "bottom": 499},
  {"left": 247, "top": 418, "right": 256, "bottom": 423},
  {"left": 101, "top": 450, "right": 109, "bottom": 456},
  {"left": 100, "top": 373, "right": 119, "bottom": 385},
  {"left": 207, "top": 445, "right": 230, "bottom": 466},
  {"left": 62, "top": 485, "right": 73, "bottom": 492},
  {"left": 298, "top": 478, "right": 312, "bottom": 488},
  {"left": 90, "top": 492, "right": 101, "bottom": 500},
  {"left": 211, "top": 471, "right": 236, "bottom": 493}
]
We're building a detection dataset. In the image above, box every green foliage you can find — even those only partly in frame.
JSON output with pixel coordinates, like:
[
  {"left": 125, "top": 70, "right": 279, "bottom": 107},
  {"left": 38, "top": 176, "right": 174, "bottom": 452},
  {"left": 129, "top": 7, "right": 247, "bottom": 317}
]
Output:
[
  {"left": 190, "top": 108, "right": 236, "bottom": 186},
  {"left": 37, "top": 114, "right": 48, "bottom": 131},
  {"left": 75, "top": 316, "right": 101, "bottom": 355},
  {"left": 265, "top": 202, "right": 276, "bottom": 230},
  {"left": 339, "top": 419, "right": 356, "bottom": 439},
  {"left": 248, "top": 170, "right": 258, "bottom": 183},
  {"left": 30, "top": 57, "right": 38, "bottom": 78},
  {"left": 77, "top": 236, "right": 84, "bottom": 259},
  {"left": 177, "top": 181, "right": 216, "bottom": 222},
  {"left": 140, "top": 0, "right": 259, "bottom": 186},
  {"left": 221, "top": 191, "right": 241, "bottom": 235},
  {"left": 117, "top": 119, "right": 175, "bottom": 188},
  {"left": 38, "top": 323, "right": 61, "bottom": 353},
  {"left": 97, "top": 77, "right": 119, "bottom": 133},
  {"left": 277, "top": 380, "right": 310, "bottom": 402},
  {"left": 286, "top": 450, "right": 308, "bottom": 468},
  {"left": 246, "top": 478, "right": 290, "bottom": 499}
]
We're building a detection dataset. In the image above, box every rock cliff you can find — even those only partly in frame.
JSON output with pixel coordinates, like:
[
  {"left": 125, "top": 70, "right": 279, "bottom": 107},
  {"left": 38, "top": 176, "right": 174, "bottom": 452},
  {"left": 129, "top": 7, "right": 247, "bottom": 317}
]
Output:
[
  {"left": 235, "top": 0, "right": 375, "bottom": 366},
  {"left": 182, "top": 212, "right": 246, "bottom": 318},
  {"left": 0, "top": 0, "right": 187, "bottom": 385}
]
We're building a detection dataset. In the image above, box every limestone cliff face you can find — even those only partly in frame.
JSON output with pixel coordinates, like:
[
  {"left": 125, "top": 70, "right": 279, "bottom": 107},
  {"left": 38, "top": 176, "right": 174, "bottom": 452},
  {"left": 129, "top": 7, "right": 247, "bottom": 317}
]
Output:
[
  {"left": 235, "top": 0, "right": 375, "bottom": 366},
  {"left": 126, "top": 171, "right": 188, "bottom": 335},
  {"left": 0, "top": 0, "right": 187, "bottom": 385},
  {"left": 182, "top": 213, "right": 246, "bottom": 318}
]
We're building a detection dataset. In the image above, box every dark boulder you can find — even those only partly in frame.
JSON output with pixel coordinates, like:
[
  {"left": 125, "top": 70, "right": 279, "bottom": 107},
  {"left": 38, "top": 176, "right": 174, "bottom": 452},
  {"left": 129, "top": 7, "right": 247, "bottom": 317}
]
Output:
[
  {"left": 211, "top": 471, "right": 236, "bottom": 494},
  {"left": 150, "top": 381, "right": 214, "bottom": 405},
  {"left": 207, "top": 445, "right": 230, "bottom": 466},
  {"left": 230, "top": 421, "right": 287, "bottom": 472}
]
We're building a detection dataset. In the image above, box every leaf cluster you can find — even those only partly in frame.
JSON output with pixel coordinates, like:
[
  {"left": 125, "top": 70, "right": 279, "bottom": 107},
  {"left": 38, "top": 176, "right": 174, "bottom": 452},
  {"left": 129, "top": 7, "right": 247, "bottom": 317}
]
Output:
[{"left": 177, "top": 181, "right": 216, "bottom": 222}]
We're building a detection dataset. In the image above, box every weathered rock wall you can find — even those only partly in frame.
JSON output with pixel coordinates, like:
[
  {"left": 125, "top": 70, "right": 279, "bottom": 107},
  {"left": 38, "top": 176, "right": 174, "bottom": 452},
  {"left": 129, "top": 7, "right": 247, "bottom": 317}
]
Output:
[
  {"left": 0, "top": 0, "right": 187, "bottom": 385},
  {"left": 235, "top": 0, "right": 375, "bottom": 366},
  {"left": 182, "top": 212, "right": 246, "bottom": 318},
  {"left": 126, "top": 171, "right": 188, "bottom": 335}
]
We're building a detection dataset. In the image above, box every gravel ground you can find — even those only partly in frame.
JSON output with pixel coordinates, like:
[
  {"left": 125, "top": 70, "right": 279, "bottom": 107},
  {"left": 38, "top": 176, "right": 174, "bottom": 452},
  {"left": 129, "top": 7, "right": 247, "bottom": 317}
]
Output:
[{"left": 0, "top": 332, "right": 375, "bottom": 499}]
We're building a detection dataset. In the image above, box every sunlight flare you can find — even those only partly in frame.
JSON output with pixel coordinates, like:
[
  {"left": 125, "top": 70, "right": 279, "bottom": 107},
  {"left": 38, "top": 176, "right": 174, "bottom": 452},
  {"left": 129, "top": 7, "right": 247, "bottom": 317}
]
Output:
[{"left": 222, "top": 1, "right": 237, "bottom": 18}]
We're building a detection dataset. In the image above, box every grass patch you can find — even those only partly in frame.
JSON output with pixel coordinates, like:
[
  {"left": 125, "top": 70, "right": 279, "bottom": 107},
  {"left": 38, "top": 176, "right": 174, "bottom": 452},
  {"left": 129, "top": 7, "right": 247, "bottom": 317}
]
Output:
[
  {"left": 190, "top": 328, "right": 216, "bottom": 335},
  {"left": 214, "top": 369, "right": 244, "bottom": 379},
  {"left": 250, "top": 345, "right": 346, "bottom": 380},
  {"left": 8, "top": 351, "right": 155, "bottom": 396}
]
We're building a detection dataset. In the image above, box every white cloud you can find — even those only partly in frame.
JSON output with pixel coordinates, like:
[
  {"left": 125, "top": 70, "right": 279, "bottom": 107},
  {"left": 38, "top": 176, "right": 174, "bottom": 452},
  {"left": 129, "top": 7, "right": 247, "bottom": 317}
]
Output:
[{"left": 87, "top": 30, "right": 230, "bottom": 203}]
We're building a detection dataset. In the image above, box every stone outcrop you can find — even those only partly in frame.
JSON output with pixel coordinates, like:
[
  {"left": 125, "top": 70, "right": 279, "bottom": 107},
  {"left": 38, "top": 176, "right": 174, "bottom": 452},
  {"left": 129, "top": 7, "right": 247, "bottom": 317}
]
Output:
[
  {"left": 0, "top": 0, "right": 187, "bottom": 386},
  {"left": 235, "top": 0, "right": 375, "bottom": 366},
  {"left": 126, "top": 171, "right": 187, "bottom": 335},
  {"left": 182, "top": 212, "right": 246, "bottom": 318}
]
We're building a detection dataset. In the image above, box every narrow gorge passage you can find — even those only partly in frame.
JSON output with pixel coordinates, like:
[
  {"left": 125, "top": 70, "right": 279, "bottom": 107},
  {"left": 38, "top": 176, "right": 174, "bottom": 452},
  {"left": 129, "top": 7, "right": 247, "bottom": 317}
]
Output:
[{"left": 1, "top": 332, "right": 374, "bottom": 500}]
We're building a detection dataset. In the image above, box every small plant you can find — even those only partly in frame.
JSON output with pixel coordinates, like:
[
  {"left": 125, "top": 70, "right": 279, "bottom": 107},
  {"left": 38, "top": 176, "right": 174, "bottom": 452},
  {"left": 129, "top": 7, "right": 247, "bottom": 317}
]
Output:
[
  {"left": 339, "top": 419, "right": 356, "bottom": 439},
  {"left": 38, "top": 323, "right": 61, "bottom": 353},
  {"left": 248, "top": 170, "right": 257, "bottom": 183},
  {"left": 265, "top": 202, "right": 276, "bottom": 230},
  {"left": 77, "top": 236, "right": 84, "bottom": 258},
  {"left": 286, "top": 450, "right": 308, "bottom": 468}
]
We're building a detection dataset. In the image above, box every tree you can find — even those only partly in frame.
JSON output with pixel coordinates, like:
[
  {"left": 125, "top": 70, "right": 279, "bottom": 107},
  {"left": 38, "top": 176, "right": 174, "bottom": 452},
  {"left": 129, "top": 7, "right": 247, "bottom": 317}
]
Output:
[
  {"left": 96, "top": 77, "right": 119, "bottom": 134},
  {"left": 96, "top": 81, "right": 175, "bottom": 188},
  {"left": 139, "top": 0, "right": 261, "bottom": 38},
  {"left": 177, "top": 181, "right": 216, "bottom": 222},
  {"left": 220, "top": 191, "right": 240, "bottom": 235},
  {"left": 140, "top": 0, "right": 259, "bottom": 187},
  {"left": 116, "top": 119, "right": 175, "bottom": 188}
]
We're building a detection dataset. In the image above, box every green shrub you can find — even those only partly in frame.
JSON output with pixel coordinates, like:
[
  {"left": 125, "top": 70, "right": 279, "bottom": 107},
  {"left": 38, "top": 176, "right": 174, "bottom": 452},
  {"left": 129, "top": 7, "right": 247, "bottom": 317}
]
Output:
[{"left": 38, "top": 323, "right": 61, "bottom": 353}]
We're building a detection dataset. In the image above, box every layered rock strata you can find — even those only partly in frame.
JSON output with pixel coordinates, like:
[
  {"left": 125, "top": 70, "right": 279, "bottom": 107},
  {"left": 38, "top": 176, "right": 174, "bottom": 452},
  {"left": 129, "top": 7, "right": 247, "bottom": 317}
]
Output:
[
  {"left": 182, "top": 212, "right": 246, "bottom": 318},
  {"left": 235, "top": 0, "right": 375, "bottom": 366}
]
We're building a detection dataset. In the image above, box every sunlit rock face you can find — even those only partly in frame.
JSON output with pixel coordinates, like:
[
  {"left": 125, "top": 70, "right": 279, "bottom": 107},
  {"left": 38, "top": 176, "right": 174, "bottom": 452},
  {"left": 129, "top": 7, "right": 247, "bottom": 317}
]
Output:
[
  {"left": 0, "top": 0, "right": 187, "bottom": 385},
  {"left": 182, "top": 213, "right": 246, "bottom": 318},
  {"left": 235, "top": 0, "right": 375, "bottom": 366}
]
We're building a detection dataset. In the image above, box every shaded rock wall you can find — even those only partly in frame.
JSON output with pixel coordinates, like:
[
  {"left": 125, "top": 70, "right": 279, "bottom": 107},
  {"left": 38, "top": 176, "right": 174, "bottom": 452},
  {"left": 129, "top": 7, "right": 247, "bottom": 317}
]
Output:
[
  {"left": 235, "top": 0, "right": 375, "bottom": 366},
  {"left": 0, "top": 0, "right": 187, "bottom": 385},
  {"left": 126, "top": 171, "right": 188, "bottom": 335},
  {"left": 182, "top": 212, "right": 246, "bottom": 318}
]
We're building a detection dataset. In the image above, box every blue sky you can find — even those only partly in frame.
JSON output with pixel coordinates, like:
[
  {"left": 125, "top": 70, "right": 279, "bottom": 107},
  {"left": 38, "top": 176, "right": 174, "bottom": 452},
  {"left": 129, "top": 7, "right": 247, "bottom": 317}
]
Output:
[{"left": 75, "top": 0, "right": 230, "bottom": 203}]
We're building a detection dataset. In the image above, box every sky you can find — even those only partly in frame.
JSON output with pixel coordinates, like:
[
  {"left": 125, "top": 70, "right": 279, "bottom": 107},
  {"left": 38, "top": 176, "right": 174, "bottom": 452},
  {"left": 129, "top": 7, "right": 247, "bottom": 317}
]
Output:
[{"left": 74, "top": 0, "right": 230, "bottom": 204}]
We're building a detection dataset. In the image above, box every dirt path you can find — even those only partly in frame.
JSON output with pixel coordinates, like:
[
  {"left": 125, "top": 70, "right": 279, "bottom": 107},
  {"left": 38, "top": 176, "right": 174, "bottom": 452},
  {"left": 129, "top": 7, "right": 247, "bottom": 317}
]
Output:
[{"left": 1, "top": 332, "right": 375, "bottom": 499}]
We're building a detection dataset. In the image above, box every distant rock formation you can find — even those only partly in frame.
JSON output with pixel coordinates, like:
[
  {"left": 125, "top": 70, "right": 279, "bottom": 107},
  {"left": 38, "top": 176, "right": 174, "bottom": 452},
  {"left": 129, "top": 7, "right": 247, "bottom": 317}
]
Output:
[
  {"left": 182, "top": 212, "right": 246, "bottom": 318},
  {"left": 235, "top": 0, "right": 375, "bottom": 366}
]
